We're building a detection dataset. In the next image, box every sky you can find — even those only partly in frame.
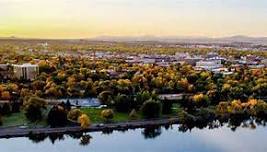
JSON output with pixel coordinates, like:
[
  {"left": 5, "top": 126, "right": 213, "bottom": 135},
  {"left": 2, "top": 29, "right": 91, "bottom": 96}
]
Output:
[{"left": 0, "top": 0, "right": 267, "bottom": 38}]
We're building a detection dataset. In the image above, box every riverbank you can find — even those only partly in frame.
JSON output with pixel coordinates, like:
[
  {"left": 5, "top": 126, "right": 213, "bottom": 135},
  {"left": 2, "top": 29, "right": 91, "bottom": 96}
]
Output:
[{"left": 0, "top": 117, "right": 179, "bottom": 139}]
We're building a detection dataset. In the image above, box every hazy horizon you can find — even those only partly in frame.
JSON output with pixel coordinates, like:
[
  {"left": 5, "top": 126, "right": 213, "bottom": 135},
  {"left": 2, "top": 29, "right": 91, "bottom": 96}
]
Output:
[{"left": 0, "top": 0, "right": 267, "bottom": 39}]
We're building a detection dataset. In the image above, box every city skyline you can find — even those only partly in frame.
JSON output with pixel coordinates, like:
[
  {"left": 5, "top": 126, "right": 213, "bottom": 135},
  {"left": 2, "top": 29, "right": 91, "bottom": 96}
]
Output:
[{"left": 0, "top": 0, "right": 267, "bottom": 38}]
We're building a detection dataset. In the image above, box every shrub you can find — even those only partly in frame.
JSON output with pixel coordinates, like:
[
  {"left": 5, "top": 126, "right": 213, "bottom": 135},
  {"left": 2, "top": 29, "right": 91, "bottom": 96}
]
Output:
[
  {"left": 23, "top": 96, "right": 47, "bottom": 122},
  {"left": 101, "top": 109, "right": 114, "bottom": 122},
  {"left": 67, "top": 109, "right": 82, "bottom": 122},
  {"left": 141, "top": 99, "right": 162, "bottom": 119},
  {"left": 47, "top": 105, "right": 68, "bottom": 127},
  {"left": 78, "top": 114, "right": 91, "bottom": 129}
]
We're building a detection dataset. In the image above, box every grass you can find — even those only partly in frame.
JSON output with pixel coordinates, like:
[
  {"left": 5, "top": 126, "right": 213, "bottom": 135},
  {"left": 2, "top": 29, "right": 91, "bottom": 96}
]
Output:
[
  {"left": 80, "top": 107, "right": 135, "bottom": 123},
  {"left": 2, "top": 112, "right": 26, "bottom": 127},
  {"left": 1, "top": 111, "right": 48, "bottom": 128},
  {"left": 0, "top": 104, "right": 184, "bottom": 128},
  {"left": 80, "top": 105, "right": 183, "bottom": 123}
]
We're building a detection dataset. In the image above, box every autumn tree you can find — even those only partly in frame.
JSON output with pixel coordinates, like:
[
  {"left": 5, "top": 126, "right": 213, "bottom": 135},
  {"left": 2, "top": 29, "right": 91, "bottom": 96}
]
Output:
[
  {"left": 67, "top": 109, "right": 82, "bottom": 122},
  {"left": 78, "top": 114, "right": 91, "bottom": 129},
  {"left": 1, "top": 91, "right": 11, "bottom": 100}
]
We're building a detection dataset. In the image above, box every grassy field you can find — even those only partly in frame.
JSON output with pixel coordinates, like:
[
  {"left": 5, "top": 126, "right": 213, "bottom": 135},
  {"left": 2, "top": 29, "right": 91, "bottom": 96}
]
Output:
[
  {"left": 2, "top": 112, "right": 48, "bottom": 128},
  {"left": 81, "top": 104, "right": 183, "bottom": 123},
  {"left": 80, "top": 108, "right": 141, "bottom": 123},
  {"left": 1, "top": 104, "right": 184, "bottom": 128}
]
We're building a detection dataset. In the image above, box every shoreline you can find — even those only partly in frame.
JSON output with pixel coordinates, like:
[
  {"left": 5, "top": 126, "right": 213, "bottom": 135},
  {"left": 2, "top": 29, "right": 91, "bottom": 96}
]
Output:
[{"left": 0, "top": 117, "right": 179, "bottom": 139}]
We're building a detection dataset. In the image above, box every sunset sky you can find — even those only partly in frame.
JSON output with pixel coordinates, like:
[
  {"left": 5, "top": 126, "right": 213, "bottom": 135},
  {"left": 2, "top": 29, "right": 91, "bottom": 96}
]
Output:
[{"left": 0, "top": 0, "right": 267, "bottom": 38}]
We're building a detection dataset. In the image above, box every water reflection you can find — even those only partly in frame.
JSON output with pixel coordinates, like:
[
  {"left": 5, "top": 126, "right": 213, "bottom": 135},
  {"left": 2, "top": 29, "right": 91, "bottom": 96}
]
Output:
[
  {"left": 24, "top": 117, "right": 267, "bottom": 145},
  {"left": 142, "top": 126, "right": 162, "bottom": 139},
  {"left": 0, "top": 117, "right": 267, "bottom": 152}
]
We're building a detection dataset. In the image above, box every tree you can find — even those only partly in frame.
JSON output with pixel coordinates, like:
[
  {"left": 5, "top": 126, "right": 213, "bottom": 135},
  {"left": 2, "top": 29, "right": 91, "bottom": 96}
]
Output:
[
  {"left": 114, "top": 94, "right": 132, "bottom": 113},
  {"left": 11, "top": 101, "right": 21, "bottom": 113},
  {"left": 1, "top": 91, "right": 11, "bottom": 100},
  {"left": 23, "top": 97, "right": 47, "bottom": 122},
  {"left": 78, "top": 114, "right": 91, "bottom": 129},
  {"left": 98, "top": 91, "right": 113, "bottom": 106},
  {"left": 135, "top": 91, "right": 151, "bottom": 107},
  {"left": 129, "top": 109, "right": 138, "bottom": 120},
  {"left": 0, "top": 114, "right": 2, "bottom": 126},
  {"left": 65, "top": 99, "right": 72, "bottom": 111},
  {"left": 1, "top": 102, "right": 12, "bottom": 115},
  {"left": 47, "top": 105, "right": 68, "bottom": 127},
  {"left": 162, "top": 100, "right": 173, "bottom": 114},
  {"left": 0, "top": 114, "right": 3, "bottom": 126},
  {"left": 101, "top": 109, "right": 114, "bottom": 122},
  {"left": 67, "top": 109, "right": 82, "bottom": 122},
  {"left": 192, "top": 93, "right": 210, "bottom": 107},
  {"left": 141, "top": 99, "right": 162, "bottom": 119}
]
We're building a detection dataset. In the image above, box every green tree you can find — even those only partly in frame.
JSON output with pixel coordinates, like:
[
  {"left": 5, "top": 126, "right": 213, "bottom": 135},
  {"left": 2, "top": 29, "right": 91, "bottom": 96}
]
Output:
[
  {"left": 47, "top": 105, "right": 68, "bottom": 127},
  {"left": 98, "top": 91, "right": 113, "bottom": 106},
  {"left": 141, "top": 99, "right": 162, "bottom": 119},
  {"left": 114, "top": 94, "right": 132, "bottom": 113},
  {"left": 23, "top": 97, "right": 47, "bottom": 122}
]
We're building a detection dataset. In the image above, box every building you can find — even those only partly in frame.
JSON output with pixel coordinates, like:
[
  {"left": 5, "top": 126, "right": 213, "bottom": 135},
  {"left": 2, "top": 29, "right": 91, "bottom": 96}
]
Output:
[
  {"left": 184, "top": 56, "right": 204, "bottom": 66},
  {"left": 158, "top": 94, "right": 184, "bottom": 101},
  {"left": 13, "top": 63, "right": 39, "bottom": 80},
  {"left": 196, "top": 60, "right": 223, "bottom": 71},
  {"left": 0, "top": 64, "right": 12, "bottom": 79},
  {"left": 261, "top": 59, "right": 267, "bottom": 67}
]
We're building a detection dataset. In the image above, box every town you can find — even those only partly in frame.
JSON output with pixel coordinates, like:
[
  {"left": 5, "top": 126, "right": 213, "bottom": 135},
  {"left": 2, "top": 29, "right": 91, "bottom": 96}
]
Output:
[{"left": 0, "top": 40, "right": 266, "bottom": 132}]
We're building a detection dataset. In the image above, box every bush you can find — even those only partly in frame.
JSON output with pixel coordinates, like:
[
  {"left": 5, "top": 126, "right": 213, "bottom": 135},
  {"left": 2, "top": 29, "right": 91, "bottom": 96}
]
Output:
[
  {"left": 141, "top": 99, "right": 162, "bottom": 119},
  {"left": 101, "top": 109, "right": 114, "bottom": 122},
  {"left": 23, "top": 96, "right": 47, "bottom": 122},
  {"left": 47, "top": 105, "right": 68, "bottom": 127},
  {"left": 67, "top": 109, "right": 82, "bottom": 122}
]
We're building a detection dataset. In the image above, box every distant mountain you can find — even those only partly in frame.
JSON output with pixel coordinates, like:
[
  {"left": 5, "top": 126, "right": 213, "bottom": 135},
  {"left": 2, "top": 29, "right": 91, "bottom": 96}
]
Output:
[{"left": 91, "top": 35, "right": 267, "bottom": 45}]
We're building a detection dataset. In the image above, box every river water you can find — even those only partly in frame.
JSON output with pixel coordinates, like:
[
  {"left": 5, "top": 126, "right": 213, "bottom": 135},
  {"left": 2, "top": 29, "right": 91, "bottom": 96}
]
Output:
[{"left": 0, "top": 123, "right": 266, "bottom": 152}]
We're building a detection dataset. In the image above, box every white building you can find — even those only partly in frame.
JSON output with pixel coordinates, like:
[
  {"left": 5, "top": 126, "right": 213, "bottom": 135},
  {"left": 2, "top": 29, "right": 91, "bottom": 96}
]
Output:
[
  {"left": 196, "top": 60, "right": 222, "bottom": 70},
  {"left": 13, "top": 63, "right": 39, "bottom": 80},
  {"left": 142, "top": 58, "right": 156, "bottom": 64}
]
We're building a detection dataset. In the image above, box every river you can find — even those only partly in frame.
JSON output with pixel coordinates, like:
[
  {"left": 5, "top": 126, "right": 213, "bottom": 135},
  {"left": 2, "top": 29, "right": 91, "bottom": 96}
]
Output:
[{"left": 0, "top": 123, "right": 266, "bottom": 152}]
